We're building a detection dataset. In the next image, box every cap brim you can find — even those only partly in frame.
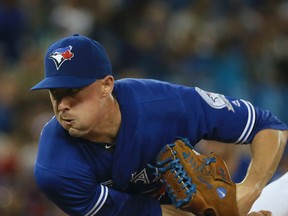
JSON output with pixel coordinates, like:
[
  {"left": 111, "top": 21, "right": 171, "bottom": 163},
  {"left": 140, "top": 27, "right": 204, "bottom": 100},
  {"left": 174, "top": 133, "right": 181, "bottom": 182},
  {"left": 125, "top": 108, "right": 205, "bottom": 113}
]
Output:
[{"left": 30, "top": 76, "right": 97, "bottom": 91}]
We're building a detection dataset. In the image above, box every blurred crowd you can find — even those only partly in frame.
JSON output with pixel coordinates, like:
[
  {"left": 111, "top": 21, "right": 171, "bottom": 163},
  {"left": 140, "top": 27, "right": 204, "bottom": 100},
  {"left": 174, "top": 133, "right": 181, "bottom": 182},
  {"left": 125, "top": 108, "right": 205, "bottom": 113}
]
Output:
[{"left": 0, "top": 0, "right": 288, "bottom": 215}]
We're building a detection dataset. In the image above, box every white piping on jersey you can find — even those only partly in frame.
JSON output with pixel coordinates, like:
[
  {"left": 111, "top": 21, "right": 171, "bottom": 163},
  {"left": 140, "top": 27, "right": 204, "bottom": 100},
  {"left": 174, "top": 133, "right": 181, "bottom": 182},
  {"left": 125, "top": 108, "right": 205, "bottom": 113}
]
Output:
[
  {"left": 241, "top": 101, "right": 256, "bottom": 143},
  {"left": 236, "top": 100, "right": 256, "bottom": 144},
  {"left": 85, "top": 185, "right": 108, "bottom": 216}
]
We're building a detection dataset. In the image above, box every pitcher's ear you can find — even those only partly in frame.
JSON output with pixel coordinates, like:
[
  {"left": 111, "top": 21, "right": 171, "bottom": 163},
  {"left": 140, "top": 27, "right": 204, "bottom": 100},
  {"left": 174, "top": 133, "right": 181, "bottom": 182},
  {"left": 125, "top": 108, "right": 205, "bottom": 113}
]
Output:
[{"left": 101, "top": 75, "right": 114, "bottom": 95}]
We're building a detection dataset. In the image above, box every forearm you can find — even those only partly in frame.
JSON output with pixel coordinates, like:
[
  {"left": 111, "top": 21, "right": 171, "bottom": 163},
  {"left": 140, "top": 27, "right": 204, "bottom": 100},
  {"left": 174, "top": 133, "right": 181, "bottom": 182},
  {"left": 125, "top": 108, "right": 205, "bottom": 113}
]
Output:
[
  {"left": 236, "top": 129, "right": 287, "bottom": 215},
  {"left": 242, "top": 129, "right": 287, "bottom": 193}
]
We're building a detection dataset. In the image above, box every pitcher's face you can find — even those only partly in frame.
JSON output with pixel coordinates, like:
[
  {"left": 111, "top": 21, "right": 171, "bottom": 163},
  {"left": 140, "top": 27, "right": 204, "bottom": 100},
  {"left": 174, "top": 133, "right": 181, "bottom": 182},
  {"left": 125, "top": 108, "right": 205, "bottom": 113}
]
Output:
[{"left": 49, "top": 80, "right": 106, "bottom": 138}]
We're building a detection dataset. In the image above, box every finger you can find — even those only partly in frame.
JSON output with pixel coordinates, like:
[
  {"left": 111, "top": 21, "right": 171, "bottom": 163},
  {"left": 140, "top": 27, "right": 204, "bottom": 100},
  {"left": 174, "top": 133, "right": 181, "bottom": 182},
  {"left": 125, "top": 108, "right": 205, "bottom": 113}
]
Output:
[
  {"left": 258, "top": 210, "right": 272, "bottom": 216},
  {"left": 247, "top": 210, "right": 272, "bottom": 216}
]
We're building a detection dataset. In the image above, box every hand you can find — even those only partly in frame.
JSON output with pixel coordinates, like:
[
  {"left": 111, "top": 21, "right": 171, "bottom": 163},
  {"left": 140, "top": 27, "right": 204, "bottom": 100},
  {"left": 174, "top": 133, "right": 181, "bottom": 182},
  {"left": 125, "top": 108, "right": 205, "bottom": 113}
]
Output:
[
  {"left": 247, "top": 210, "right": 272, "bottom": 216},
  {"left": 236, "top": 182, "right": 261, "bottom": 216}
]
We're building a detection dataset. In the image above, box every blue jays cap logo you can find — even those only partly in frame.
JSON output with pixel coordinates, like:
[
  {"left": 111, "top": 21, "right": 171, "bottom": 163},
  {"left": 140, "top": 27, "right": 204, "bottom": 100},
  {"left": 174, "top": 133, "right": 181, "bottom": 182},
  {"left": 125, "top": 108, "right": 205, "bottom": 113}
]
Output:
[{"left": 49, "top": 45, "right": 74, "bottom": 70}]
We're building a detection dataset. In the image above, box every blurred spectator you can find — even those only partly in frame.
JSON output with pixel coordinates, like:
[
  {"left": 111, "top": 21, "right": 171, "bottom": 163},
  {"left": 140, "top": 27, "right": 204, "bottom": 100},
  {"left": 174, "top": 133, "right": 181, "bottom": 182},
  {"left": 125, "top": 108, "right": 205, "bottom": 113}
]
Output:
[
  {"left": 0, "top": 74, "right": 19, "bottom": 133},
  {"left": 0, "top": 0, "right": 26, "bottom": 66},
  {"left": 49, "top": 0, "right": 95, "bottom": 36}
]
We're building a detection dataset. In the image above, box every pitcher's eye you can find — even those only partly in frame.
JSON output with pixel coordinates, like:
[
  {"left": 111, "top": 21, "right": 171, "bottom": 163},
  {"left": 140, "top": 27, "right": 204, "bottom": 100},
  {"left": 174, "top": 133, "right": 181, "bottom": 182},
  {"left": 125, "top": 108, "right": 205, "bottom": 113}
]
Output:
[
  {"left": 49, "top": 89, "right": 59, "bottom": 96},
  {"left": 49, "top": 88, "right": 82, "bottom": 100},
  {"left": 70, "top": 88, "right": 80, "bottom": 94}
]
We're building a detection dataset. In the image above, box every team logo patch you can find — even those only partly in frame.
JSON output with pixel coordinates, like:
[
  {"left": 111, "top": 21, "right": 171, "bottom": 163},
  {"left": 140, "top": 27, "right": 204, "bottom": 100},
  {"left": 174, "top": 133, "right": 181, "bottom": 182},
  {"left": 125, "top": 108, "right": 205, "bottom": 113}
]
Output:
[
  {"left": 49, "top": 45, "right": 74, "bottom": 70},
  {"left": 195, "top": 87, "right": 234, "bottom": 112}
]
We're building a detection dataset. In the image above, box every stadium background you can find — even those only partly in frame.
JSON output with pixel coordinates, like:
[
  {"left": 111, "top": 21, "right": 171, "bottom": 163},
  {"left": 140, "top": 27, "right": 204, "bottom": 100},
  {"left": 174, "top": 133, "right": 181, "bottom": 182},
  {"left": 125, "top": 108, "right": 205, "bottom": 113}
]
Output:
[{"left": 0, "top": 0, "right": 288, "bottom": 215}]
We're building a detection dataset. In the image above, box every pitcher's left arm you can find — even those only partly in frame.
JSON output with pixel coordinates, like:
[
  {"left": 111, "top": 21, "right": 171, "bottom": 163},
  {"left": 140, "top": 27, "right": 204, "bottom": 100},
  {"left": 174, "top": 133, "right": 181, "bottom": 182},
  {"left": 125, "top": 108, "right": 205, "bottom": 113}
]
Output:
[{"left": 236, "top": 129, "right": 287, "bottom": 216}]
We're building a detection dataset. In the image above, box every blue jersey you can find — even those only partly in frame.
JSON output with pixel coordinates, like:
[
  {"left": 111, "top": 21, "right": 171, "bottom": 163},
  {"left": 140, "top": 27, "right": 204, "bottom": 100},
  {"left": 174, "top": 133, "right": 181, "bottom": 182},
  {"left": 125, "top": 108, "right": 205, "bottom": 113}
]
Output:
[{"left": 34, "top": 78, "right": 287, "bottom": 216}]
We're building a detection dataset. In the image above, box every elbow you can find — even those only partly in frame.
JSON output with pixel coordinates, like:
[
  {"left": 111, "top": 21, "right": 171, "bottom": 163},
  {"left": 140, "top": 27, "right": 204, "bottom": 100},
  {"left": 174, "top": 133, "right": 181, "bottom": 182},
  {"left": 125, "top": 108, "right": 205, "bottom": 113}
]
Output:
[{"left": 276, "top": 130, "right": 288, "bottom": 158}]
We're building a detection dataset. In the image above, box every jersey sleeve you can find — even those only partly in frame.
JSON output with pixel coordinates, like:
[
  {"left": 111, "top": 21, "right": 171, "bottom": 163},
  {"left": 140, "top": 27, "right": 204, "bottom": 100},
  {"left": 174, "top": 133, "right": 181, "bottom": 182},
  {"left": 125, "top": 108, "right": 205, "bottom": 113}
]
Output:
[
  {"left": 34, "top": 165, "right": 161, "bottom": 216},
  {"left": 183, "top": 87, "right": 288, "bottom": 144}
]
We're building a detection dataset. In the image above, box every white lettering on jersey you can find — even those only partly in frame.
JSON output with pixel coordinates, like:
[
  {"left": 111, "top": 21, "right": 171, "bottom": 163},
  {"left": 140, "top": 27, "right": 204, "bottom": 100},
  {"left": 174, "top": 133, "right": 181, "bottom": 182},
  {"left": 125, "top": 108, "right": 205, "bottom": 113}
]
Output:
[
  {"left": 195, "top": 87, "right": 235, "bottom": 112},
  {"left": 100, "top": 169, "right": 161, "bottom": 189},
  {"left": 130, "top": 169, "right": 150, "bottom": 184}
]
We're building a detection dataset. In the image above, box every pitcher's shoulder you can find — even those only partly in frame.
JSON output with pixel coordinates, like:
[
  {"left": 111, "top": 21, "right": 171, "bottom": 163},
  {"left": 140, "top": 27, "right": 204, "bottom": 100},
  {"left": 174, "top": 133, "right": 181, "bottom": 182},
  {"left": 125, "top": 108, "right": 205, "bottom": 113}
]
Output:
[{"left": 40, "top": 116, "right": 66, "bottom": 138}]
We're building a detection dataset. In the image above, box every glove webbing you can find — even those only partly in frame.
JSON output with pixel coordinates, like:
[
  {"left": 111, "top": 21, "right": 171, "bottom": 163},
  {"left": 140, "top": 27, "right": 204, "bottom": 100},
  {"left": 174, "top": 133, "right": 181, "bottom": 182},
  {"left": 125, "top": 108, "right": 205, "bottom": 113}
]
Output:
[{"left": 155, "top": 142, "right": 216, "bottom": 208}]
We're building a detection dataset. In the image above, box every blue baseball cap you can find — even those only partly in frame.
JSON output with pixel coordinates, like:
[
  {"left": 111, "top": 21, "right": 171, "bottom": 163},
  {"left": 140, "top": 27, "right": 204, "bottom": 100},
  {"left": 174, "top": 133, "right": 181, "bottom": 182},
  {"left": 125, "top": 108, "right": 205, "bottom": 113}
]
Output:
[{"left": 30, "top": 34, "right": 112, "bottom": 90}]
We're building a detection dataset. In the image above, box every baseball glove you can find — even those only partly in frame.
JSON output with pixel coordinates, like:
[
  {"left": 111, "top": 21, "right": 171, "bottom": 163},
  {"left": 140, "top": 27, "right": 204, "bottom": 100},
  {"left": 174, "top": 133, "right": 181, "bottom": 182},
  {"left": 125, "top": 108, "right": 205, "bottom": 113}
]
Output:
[{"left": 152, "top": 138, "right": 240, "bottom": 216}]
